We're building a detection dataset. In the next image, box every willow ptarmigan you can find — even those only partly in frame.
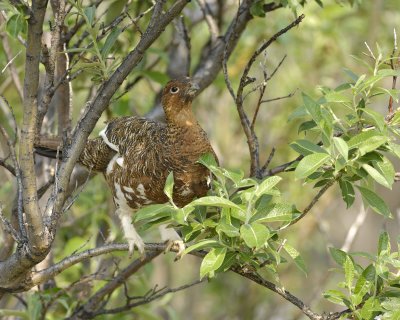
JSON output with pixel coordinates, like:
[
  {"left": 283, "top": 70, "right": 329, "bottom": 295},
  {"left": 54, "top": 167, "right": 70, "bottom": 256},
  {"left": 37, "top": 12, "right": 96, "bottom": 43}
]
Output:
[{"left": 38, "top": 78, "right": 217, "bottom": 255}]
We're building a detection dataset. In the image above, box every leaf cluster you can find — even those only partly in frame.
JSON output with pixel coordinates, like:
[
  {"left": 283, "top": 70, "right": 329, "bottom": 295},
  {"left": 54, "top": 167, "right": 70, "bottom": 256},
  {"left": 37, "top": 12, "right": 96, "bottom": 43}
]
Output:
[{"left": 326, "top": 232, "right": 400, "bottom": 320}]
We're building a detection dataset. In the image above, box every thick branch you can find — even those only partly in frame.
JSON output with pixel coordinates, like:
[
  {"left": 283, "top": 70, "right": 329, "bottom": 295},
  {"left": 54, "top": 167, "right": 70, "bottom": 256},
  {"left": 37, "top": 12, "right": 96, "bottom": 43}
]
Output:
[{"left": 19, "top": 0, "right": 50, "bottom": 252}]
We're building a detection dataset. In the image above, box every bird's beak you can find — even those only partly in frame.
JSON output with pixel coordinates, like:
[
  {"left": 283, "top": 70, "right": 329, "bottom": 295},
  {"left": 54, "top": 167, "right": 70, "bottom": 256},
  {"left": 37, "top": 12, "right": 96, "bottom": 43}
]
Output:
[{"left": 187, "top": 82, "right": 200, "bottom": 97}]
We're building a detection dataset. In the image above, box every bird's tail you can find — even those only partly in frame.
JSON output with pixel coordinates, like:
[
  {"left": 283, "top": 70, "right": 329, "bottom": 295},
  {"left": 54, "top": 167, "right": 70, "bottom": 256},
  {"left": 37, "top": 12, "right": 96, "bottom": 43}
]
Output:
[
  {"left": 35, "top": 136, "right": 116, "bottom": 172},
  {"left": 34, "top": 136, "right": 64, "bottom": 159}
]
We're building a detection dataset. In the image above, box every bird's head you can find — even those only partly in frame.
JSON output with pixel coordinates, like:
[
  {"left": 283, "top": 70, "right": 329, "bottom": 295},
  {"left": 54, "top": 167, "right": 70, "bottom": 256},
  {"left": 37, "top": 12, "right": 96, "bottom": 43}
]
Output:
[{"left": 161, "top": 78, "right": 200, "bottom": 125}]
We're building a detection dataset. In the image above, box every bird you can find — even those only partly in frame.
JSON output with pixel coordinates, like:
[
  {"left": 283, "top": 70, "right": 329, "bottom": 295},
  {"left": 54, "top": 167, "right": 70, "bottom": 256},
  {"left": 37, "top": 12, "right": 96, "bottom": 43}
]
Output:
[{"left": 35, "top": 78, "right": 217, "bottom": 256}]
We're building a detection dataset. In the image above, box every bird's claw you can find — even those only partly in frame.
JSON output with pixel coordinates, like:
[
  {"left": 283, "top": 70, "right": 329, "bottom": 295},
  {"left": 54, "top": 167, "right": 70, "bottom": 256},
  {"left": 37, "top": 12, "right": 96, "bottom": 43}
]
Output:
[
  {"left": 127, "top": 237, "right": 145, "bottom": 260},
  {"left": 164, "top": 240, "right": 185, "bottom": 261}
]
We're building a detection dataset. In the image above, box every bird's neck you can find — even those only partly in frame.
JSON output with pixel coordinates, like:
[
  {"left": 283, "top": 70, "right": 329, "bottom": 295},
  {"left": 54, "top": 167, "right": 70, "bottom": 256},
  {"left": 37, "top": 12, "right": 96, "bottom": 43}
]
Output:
[{"left": 165, "top": 107, "right": 200, "bottom": 129}]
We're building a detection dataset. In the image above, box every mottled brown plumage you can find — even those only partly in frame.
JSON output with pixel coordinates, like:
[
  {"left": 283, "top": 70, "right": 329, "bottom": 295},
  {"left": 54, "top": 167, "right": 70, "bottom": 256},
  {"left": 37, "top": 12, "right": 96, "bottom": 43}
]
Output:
[{"left": 67, "top": 78, "right": 216, "bottom": 254}]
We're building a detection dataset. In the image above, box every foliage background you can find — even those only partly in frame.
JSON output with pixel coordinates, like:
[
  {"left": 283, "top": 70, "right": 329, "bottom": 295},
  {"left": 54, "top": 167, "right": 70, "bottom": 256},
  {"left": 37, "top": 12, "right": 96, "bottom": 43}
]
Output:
[{"left": 1, "top": 0, "right": 400, "bottom": 319}]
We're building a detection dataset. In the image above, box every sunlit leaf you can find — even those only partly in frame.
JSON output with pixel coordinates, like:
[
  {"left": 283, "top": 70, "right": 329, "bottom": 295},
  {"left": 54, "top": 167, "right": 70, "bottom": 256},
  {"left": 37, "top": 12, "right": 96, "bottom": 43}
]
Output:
[
  {"left": 200, "top": 247, "right": 227, "bottom": 279},
  {"left": 344, "top": 256, "right": 355, "bottom": 291},
  {"left": 182, "top": 239, "right": 222, "bottom": 256},
  {"left": 255, "top": 176, "right": 282, "bottom": 198},
  {"left": 295, "top": 153, "right": 330, "bottom": 179},
  {"left": 134, "top": 203, "right": 174, "bottom": 222},
  {"left": 240, "top": 223, "right": 269, "bottom": 249},
  {"left": 333, "top": 137, "right": 349, "bottom": 161},
  {"left": 283, "top": 242, "right": 307, "bottom": 275},
  {"left": 378, "top": 231, "right": 390, "bottom": 256},
  {"left": 329, "top": 247, "right": 348, "bottom": 266},
  {"left": 357, "top": 186, "right": 392, "bottom": 217},
  {"left": 362, "top": 164, "right": 391, "bottom": 189},
  {"left": 164, "top": 172, "right": 174, "bottom": 201},
  {"left": 290, "top": 139, "right": 327, "bottom": 156}
]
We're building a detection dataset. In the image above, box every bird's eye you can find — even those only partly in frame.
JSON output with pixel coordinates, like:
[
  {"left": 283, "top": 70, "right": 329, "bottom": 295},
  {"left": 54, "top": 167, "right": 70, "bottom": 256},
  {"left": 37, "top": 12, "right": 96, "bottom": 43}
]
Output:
[{"left": 170, "top": 87, "right": 179, "bottom": 94}]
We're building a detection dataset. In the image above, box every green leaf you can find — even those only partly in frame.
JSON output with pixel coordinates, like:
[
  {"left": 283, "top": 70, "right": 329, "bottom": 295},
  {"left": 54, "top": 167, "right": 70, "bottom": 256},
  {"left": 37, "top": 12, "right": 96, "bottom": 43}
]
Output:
[
  {"left": 200, "top": 247, "right": 227, "bottom": 279},
  {"left": 344, "top": 256, "right": 355, "bottom": 292},
  {"left": 250, "top": 203, "right": 301, "bottom": 223},
  {"left": 255, "top": 176, "right": 282, "bottom": 198},
  {"left": 221, "top": 168, "right": 244, "bottom": 185},
  {"left": 288, "top": 105, "right": 308, "bottom": 121},
  {"left": 134, "top": 203, "right": 174, "bottom": 222},
  {"left": 182, "top": 239, "right": 222, "bottom": 256},
  {"left": 298, "top": 120, "right": 317, "bottom": 133},
  {"left": 216, "top": 222, "right": 240, "bottom": 238},
  {"left": 250, "top": 1, "right": 265, "bottom": 17},
  {"left": 339, "top": 180, "right": 355, "bottom": 208},
  {"left": 294, "top": 153, "right": 330, "bottom": 179},
  {"left": 84, "top": 6, "right": 96, "bottom": 25},
  {"left": 329, "top": 247, "right": 348, "bottom": 266},
  {"left": 101, "top": 27, "right": 122, "bottom": 58},
  {"left": 198, "top": 153, "right": 218, "bottom": 167},
  {"left": 363, "top": 108, "right": 385, "bottom": 131},
  {"left": 362, "top": 164, "right": 391, "bottom": 189},
  {"left": 302, "top": 93, "right": 323, "bottom": 123},
  {"left": 333, "top": 137, "right": 349, "bottom": 161},
  {"left": 27, "top": 292, "right": 42, "bottom": 320},
  {"left": 283, "top": 242, "right": 307, "bottom": 275},
  {"left": 323, "top": 289, "right": 348, "bottom": 306},
  {"left": 373, "top": 157, "right": 395, "bottom": 188},
  {"left": 378, "top": 231, "right": 390, "bottom": 256},
  {"left": 356, "top": 186, "right": 392, "bottom": 217},
  {"left": 347, "top": 131, "right": 381, "bottom": 149},
  {"left": 347, "top": 131, "right": 387, "bottom": 155},
  {"left": 190, "top": 196, "right": 243, "bottom": 211},
  {"left": 6, "top": 14, "right": 27, "bottom": 38},
  {"left": 323, "top": 91, "right": 351, "bottom": 103},
  {"left": 164, "top": 172, "right": 174, "bottom": 201},
  {"left": 240, "top": 223, "right": 270, "bottom": 249},
  {"left": 290, "top": 139, "right": 327, "bottom": 156}
]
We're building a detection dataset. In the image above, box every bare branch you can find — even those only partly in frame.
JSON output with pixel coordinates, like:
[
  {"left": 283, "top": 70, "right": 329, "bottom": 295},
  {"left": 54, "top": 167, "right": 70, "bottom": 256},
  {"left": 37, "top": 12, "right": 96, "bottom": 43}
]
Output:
[
  {"left": 0, "top": 204, "right": 20, "bottom": 243},
  {"left": 69, "top": 251, "right": 161, "bottom": 319},
  {"left": 96, "top": 279, "right": 206, "bottom": 316},
  {"left": 280, "top": 179, "right": 335, "bottom": 230},
  {"left": 260, "top": 147, "right": 275, "bottom": 172},
  {"left": 341, "top": 204, "right": 368, "bottom": 252},
  {"left": 19, "top": 0, "right": 50, "bottom": 252},
  {"left": 260, "top": 90, "right": 297, "bottom": 104},
  {"left": 0, "top": 110, "right": 26, "bottom": 240},
  {"left": 196, "top": 0, "right": 219, "bottom": 42}
]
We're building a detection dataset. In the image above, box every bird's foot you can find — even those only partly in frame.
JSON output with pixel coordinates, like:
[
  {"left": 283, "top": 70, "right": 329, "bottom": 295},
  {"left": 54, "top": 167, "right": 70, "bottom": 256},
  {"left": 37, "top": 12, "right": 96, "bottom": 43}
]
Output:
[
  {"left": 126, "top": 235, "right": 145, "bottom": 259},
  {"left": 158, "top": 224, "right": 185, "bottom": 260},
  {"left": 164, "top": 239, "right": 186, "bottom": 261}
]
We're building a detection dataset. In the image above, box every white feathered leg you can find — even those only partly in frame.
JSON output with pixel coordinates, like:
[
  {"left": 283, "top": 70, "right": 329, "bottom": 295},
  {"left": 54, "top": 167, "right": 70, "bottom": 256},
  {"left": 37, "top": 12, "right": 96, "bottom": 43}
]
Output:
[
  {"left": 113, "top": 182, "right": 145, "bottom": 257},
  {"left": 116, "top": 208, "right": 145, "bottom": 257}
]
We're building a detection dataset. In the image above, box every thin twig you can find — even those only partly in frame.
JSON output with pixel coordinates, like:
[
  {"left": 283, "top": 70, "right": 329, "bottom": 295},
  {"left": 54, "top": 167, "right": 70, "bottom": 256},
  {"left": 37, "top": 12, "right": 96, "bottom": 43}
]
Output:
[
  {"left": 0, "top": 120, "right": 26, "bottom": 240},
  {"left": 260, "top": 90, "right": 297, "bottom": 104},
  {"left": 196, "top": 0, "right": 219, "bottom": 42},
  {"left": 388, "top": 28, "right": 398, "bottom": 114},
  {"left": 260, "top": 147, "right": 275, "bottom": 173},
  {"left": 281, "top": 179, "right": 335, "bottom": 230},
  {"left": 0, "top": 203, "right": 20, "bottom": 242},
  {"left": 95, "top": 279, "right": 206, "bottom": 316}
]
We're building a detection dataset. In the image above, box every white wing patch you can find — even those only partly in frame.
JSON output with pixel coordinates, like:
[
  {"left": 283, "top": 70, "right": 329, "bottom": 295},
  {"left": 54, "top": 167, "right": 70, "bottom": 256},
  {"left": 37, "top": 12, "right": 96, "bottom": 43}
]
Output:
[
  {"left": 100, "top": 124, "right": 119, "bottom": 152},
  {"left": 116, "top": 157, "right": 124, "bottom": 168},
  {"left": 106, "top": 153, "right": 119, "bottom": 175}
]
